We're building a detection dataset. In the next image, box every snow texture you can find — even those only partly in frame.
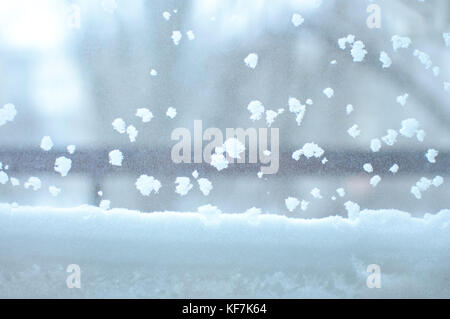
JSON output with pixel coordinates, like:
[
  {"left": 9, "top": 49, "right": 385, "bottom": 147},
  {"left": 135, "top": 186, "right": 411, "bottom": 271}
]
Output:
[
  {"left": 346, "top": 104, "right": 354, "bottom": 115},
  {"left": 223, "top": 138, "right": 245, "bottom": 159},
  {"left": 396, "top": 93, "right": 408, "bottom": 106},
  {"left": 197, "top": 178, "right": 212, "bottom": 196},
  {"left": 382, "top": 129, "right": 398, "bottom": 146},
  {"left": 410, "top": 176, "right": 443, "bottom": 199},
  {"left": 379, "top": 51, "right": 392, "bottom": 68},
  {"left": 323, "top": 87, "right": 334, "bottom": 98},
  {"left": 338, "top": 34, "right": 355, "bottom": 50},
  {"left": 127, "top": 125, "right": 138, "bottom": 142},
  {"left": 444, "top": 33, "right": 450, "bottom": 47},
  {"left": 210, "top": 147, "right": 229, "bottom": 171},
  {"left": 0, "top": 103, "right": 17, "bottom": 127},
  {"left": 24, "top": 177, "right": 41, "bottom": 191},
  {"left": 186, "top": 30, "right": 195, "bottom": 40},
  {"left": 244, "top": 53, "right": 258, "bottom": 69},
  {"left": 291, "top": 13, "right": 304, "bottom": 27},
  {"left": 247, "top": 100, "right": 265, "bottom": 121},
  {"left": 10, "top": 177, "right": 20, "bottom": 186},
  {"left": 166, "top": 107, "right": 177, "bottom": 119},
  {"left": 336, "top": 188, "right": 345, "bottom": 197},
  {"left": 288, "top": 97, "right": 306, "bottom": 126},
  {"left": 347, "top": 124, "right": 360, "bottom": 138},
  {"left": 285, "top": 197, "right": 300, "bottom": 212},
  {"left": 370, "top": 175, "right": 381, "bottom": 187},
  {"left": 99, "top": 200, "right": 111, "bottom": 210},
  {"left": 389, "top": 164, "right": 399, "bottom": 174},
  {"left": 310, "top": 187, "right": 322, "bottom": 199},
  {"left": 300, "top": 200, "right": 309, "bottom": 211},
  {"left": 391, "top": 35, "right": 411, "bottom": 51},
  {"left": 171, "top": 31, "right": 182, "bottom": 45},
  {"left": 265, "top": 109, "right": 280, "bottom": 127},
  {"left": 292, "top": 143, "right": 324, "bottom": 160},
  {"left": 425, "top": 149, "right": 438, "bottom": 163},
  {"left": 49, "top": 186, "right": 61, "bottom": 197},
  {"left": 1, "top": 205, "right": 450, "bottom": 298},
  {"left": 40, "top": 136, "right": 53, "bottom": 151},
  {"left": 399, "top": 118, "right": 420, "bottom": 138},
  {"left": 413, "top": 49, "right": 432, "bottom": 69},
  {"left": 162, "top": 11, "right": 171, "bottom": 20},
  {"left": 175, "top": 177, "right": 193, "bottom": 196},
  {"left": 363, "top": 163, "right": 373, "bottom": 173},
  {"left": 0, "top": 171, "right": 9, "bottom": 184},
  {"left": 54, "top": 157, "right": 72, "bottom": 177},
  {"left": 136, "top": 108, "right": 153, "bottom": 123},
  {"left": 67, "top": 145, "right": 76, "bottom": 154},
  {"left": 112, "top": 118, "right": 126, "bottom": 134},
  {"left": 109, "top": 149, "right": 123, "bottom": 166},
  {"left": 350, "top": 40, "right": 367, "bottom": 62},
  {"left": 370, "top": 138, "right": 381, "bottom": 152},
  {"left": 135, "top": 175, "right": 161, "bottom": 196}
]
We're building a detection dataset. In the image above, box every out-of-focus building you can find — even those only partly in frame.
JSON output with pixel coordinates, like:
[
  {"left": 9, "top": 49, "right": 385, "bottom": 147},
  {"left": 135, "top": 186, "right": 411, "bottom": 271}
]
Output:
[{"left": 0, "top": 0, "right": 449, "bottom": 216}]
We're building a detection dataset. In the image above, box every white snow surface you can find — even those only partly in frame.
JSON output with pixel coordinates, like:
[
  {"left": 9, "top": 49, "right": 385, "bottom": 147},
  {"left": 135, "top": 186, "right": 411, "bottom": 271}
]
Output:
[{"left": 1, "top": 204, "right": 449, "bottom": 298}]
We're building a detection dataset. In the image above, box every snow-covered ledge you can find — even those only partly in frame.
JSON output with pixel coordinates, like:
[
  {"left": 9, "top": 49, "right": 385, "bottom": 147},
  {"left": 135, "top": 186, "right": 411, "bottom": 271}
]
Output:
[{"left": 1, "top": 204, "right": 449, "bottom": 298}]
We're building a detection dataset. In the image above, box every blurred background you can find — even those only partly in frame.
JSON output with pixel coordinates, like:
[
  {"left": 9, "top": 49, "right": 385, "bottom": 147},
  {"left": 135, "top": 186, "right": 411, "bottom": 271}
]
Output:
[{"left": 0, "top": 0, "right": 449, "bottom": 217}]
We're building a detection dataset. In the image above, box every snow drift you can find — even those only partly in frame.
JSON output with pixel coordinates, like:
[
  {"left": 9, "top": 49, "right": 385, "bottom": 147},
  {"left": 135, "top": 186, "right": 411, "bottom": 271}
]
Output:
[{"left": 1, "top": 204, "right": 449, "bottom": 298}]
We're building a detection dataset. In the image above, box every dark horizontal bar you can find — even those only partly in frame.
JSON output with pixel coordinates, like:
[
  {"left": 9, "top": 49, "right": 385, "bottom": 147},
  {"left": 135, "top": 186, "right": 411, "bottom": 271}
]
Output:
[{"left": 0, "top": 147, "right": 448, "bottom": 177}]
